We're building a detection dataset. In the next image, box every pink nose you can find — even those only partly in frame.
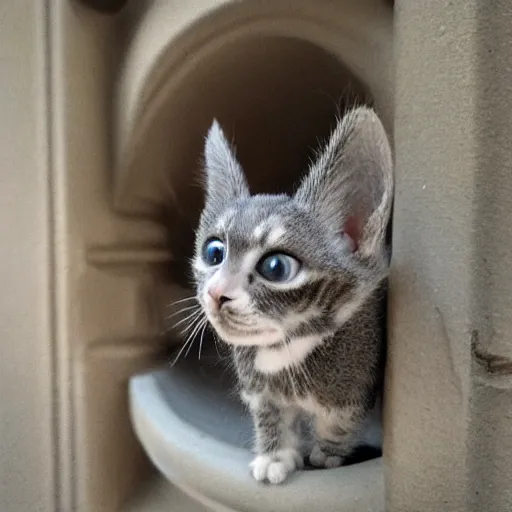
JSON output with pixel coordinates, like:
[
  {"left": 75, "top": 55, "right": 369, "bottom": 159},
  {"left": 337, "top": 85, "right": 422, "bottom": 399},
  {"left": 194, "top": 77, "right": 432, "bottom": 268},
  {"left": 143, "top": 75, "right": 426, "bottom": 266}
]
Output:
[{"left": 207, "top": 287, "right": 232, "bottom": 308}]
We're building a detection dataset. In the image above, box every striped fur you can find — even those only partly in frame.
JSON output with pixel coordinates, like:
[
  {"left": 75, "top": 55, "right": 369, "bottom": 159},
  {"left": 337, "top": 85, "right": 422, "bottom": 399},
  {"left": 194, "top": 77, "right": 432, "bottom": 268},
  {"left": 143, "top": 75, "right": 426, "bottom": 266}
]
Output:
[{"left": 192, "top": 107, "right": 393, "bottom": 484}]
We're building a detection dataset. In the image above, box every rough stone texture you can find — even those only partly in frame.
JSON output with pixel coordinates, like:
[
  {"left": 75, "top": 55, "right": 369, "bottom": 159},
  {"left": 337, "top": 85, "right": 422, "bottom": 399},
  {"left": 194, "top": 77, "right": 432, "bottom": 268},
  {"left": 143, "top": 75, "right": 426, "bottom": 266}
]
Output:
[{"left": 387, "top": 0, "right": 512, "bottom": 510}]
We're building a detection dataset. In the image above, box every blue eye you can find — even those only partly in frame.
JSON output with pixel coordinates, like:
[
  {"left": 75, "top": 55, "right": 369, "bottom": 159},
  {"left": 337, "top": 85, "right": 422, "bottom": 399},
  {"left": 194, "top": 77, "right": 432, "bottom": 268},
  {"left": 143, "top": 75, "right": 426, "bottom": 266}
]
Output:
[
  {"left": 202, "top": 238, "right": 225, "bottom": 266},
  {"left": 256, "top": 253, "right": 300, "bottom": 283}
]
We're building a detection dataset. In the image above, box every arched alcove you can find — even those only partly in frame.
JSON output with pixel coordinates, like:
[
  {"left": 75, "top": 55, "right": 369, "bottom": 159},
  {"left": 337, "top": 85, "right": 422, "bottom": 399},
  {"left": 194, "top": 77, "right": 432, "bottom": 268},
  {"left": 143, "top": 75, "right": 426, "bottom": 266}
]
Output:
[{"left": 119, "top": 1, "right": 393, "bottom": 510}]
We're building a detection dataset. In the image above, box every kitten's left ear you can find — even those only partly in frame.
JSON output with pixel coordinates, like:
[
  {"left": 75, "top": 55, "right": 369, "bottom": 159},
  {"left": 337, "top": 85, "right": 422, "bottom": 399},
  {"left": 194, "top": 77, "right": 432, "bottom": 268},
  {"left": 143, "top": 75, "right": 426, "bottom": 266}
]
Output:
[
  {"left": 294, "top": 107, "right": 393, "bottom": 259},
  {"left": 203, "top": 120, "right": 249, "bottom": 205}
]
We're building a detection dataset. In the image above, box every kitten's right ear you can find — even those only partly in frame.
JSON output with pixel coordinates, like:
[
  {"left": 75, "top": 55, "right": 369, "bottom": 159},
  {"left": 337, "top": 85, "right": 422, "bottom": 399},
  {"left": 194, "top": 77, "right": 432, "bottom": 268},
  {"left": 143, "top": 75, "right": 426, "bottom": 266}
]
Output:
[
  {"left": 203, "top": 120, "right": 249, "bottom": 205},
  {"left": 295, "top": 107, "right": 393, "bottom": 260}
]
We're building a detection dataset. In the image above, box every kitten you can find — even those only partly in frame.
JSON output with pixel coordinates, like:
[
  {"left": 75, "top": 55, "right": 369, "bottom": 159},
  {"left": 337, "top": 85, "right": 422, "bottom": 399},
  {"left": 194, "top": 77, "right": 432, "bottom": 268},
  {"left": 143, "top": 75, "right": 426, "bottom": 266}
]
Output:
[{"left": 192, "top": 106, "right": 393, "bottom": 485}]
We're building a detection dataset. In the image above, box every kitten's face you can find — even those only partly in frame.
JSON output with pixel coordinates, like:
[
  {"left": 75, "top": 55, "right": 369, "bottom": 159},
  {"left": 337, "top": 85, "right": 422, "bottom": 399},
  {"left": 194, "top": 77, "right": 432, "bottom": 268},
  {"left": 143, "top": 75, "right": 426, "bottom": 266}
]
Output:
[
  {"left": 192, "top": 108, "right": 393, "bottom": 348},
  {"left": 193, "top": 195, "right": 356, "bottom": 347}
]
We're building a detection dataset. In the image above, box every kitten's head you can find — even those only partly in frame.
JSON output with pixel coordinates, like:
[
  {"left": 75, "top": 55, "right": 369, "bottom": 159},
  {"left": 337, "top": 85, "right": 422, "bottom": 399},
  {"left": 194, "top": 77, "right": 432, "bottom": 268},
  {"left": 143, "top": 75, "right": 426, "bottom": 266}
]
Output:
[{"left": 193, "top": 107, "right": 393, "bottom": 347}]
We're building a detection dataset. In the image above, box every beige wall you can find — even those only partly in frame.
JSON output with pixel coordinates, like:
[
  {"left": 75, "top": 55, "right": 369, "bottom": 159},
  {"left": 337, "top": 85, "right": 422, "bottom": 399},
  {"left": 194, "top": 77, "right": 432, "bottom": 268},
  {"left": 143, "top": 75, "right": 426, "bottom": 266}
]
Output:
[
  {"left": 0, "top": 2, "right": 55, "bottom": 510},
  {"left": 387, "top": 0, "right": 512, "bottom": 510}
]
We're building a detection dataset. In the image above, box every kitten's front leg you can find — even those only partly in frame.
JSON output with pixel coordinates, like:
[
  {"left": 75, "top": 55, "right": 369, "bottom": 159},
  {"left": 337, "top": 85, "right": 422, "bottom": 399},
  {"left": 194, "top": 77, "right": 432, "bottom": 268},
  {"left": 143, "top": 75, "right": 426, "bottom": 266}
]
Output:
[
  {"left": 309, "top": 406, "right": 364, "bottom": 469},
  {"left": 243, "top": 393, "right": 303, "bottom": 484}
]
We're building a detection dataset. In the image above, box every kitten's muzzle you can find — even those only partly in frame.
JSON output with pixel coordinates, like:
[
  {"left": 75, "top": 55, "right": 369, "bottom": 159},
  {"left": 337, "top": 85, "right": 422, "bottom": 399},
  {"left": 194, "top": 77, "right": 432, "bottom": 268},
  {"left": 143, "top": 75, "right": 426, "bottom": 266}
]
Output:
[{"left": 206, "top": 286, "right": 232, "bottom": 312}]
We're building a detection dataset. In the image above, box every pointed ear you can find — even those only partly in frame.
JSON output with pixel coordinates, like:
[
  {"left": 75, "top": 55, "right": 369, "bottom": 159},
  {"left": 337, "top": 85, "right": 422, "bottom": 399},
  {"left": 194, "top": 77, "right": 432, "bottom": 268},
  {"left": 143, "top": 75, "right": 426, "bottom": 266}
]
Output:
[
  {"left": 294, "top": 107, "right": 393, "bottom": 259},
  {"left": 203, "top": 120, "right": 249, "bottom": 206}
]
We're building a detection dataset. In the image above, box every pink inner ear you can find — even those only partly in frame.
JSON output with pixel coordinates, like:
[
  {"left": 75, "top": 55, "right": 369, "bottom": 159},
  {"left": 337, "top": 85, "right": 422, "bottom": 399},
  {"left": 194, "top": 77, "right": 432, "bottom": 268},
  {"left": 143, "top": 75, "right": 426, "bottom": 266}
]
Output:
[{"left": 342, "top": 216, "right": 361, "bottom": 253}]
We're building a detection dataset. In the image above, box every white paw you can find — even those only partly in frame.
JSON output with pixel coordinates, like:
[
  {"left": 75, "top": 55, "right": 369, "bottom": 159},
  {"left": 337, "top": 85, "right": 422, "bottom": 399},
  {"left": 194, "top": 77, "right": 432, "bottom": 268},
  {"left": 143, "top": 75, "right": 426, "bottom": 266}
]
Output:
[
  {"left": 249, "top": 449, "right": 303, "bottom": 484},
  {"left": 309, "top": 444, "right": 343, "bottom": 469}
]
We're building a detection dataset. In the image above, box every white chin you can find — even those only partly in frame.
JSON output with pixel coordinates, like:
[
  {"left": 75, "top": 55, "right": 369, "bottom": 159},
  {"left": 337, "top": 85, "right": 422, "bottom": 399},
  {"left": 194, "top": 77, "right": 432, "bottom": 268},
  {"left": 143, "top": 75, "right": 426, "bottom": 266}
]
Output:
[{"left": 213, "top": 323, "right": 282, "bottom": 347}]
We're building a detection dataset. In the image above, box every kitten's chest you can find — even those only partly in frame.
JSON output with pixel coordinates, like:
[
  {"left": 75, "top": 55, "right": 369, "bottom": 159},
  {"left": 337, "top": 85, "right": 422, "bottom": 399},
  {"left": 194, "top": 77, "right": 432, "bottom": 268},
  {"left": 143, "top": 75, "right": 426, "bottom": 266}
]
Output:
[
  {"left": 233, "top": 346, "right": 313, "bottom": 400},
  {"left": 239, "top": 374, "right": 325, "bottom": 418}
]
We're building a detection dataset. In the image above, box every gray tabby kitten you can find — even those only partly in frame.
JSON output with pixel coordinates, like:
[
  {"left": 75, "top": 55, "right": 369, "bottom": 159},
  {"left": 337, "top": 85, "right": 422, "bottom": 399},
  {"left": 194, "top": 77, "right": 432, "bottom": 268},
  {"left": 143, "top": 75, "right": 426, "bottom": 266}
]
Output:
[{"left": 192, "top": 107, "right": 393, "bottom": 484}]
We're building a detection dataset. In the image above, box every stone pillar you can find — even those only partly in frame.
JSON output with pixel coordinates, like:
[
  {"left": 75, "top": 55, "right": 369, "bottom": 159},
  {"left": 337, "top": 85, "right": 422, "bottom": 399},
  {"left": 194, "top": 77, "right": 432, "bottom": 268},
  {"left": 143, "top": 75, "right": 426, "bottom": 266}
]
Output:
[{"left": 387, "top": 0, "right": 512, "bottom": 510}]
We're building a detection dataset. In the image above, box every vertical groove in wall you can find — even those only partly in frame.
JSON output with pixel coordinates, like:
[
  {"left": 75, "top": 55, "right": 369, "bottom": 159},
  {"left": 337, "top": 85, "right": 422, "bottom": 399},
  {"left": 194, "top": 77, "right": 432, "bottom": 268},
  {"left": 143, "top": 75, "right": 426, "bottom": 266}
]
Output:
[
  {"left": 47, "top": 1, "right": 76, "bottom": 509},
  {"left": 35, "top": 0, "right": 59, "bottom": 510},
  {"left": 42, "top": 1, "right": 59, "bottom": 510}
]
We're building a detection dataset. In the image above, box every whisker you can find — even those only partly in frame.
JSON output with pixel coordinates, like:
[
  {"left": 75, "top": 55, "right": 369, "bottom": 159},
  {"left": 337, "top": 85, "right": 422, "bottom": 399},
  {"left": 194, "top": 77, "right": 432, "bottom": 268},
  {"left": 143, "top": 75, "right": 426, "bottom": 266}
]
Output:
[
  {"left": 166, "top": 296, "right": 197, "bottom": 308},
  {"left": 212, "top": 333, "right": 222, "bottom": 358},
  {"left": 166, "top": 304, "right": 200, "bottom": 320},
  {"left": 162, "top": 307, "right": 201, "bottom": 335},
  {"left": 173, "top": 309, "right": 202, "bottom": 329},
  {"left": 181, "top": 311, "right": 205, "bottom": 338},
  {"left": 170, "top": 314, "right": 205, "bottom": 367},
  {"left": 170, "top": 336, "right": 195, "bottom": 367},
  {"left": 198, "top": 321, "right": 208, "bottom": 361},
  {"left": 180, "top": 311, "right": 204, "bottom": 335},
  {"left": 185, "top": 317, "right": 208, "bottom": 358}
]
